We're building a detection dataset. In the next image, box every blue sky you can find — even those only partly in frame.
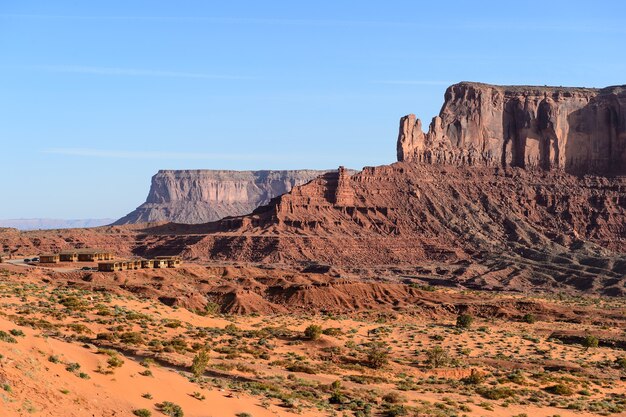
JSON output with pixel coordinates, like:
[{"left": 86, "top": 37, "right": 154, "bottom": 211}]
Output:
[{"left": 1, "top": 1, "right": 625, "bottom": 219}]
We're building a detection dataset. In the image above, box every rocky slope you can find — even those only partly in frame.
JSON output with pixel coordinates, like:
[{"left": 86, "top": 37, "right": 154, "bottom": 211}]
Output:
[
  {"left": 114, "top": 169, "right": 331, "bottom": 224},
  {"left": 397, "top": 82, "right": 626, "bottom": 175}
]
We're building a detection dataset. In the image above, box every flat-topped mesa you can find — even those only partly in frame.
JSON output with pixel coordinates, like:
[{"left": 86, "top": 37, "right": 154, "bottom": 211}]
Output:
[
  {"left": 114, "top": 169, "right": 332, "bottom": 225},
  {"left": 398, "top": 82, "right": 626, "bottom": 175}
]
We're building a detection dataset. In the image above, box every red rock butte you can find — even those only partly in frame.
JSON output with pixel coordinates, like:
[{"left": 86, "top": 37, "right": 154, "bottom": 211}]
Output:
[{"left": 398, "top": 82, "right": 626, "bottom": 175}]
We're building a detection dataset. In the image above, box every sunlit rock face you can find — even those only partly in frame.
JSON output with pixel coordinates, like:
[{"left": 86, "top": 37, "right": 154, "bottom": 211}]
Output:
[{"left": 398, "top": 82, "right": 626, "bottom": 175}]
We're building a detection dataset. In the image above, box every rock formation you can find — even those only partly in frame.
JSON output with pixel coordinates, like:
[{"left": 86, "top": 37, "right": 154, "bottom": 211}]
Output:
[
  {"left": 397, "top": 82, "right": 626, "bottom": 175},
  {"left": 114, "top": 169, "right": 331, "bottom": 225},
  {"left": 127, "top": 82, "right": 626, "bottom": 289}
]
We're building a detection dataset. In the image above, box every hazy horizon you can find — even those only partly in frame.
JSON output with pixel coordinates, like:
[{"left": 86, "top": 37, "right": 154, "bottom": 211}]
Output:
[{"left": 2, "top": 0, "right": 625, "bottom": 219}]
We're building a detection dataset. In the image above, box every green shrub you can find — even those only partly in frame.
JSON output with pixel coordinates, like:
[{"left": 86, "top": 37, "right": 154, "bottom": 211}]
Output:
[
  {"left": 9, "top": 329, "right": 25, "bottom": 337},
  {"left": 0, "top": 331, "right": 17, "bottom": 344},
  {"left": 190, "top": 348, "right": 210, "bottom": 378},
  {"left": 156, "top": 402, "right": 184, "bottom": 417},
  {"left": 322, "top": 327, "right": 343, "bottom": 336},
  {"left": 65, "top": 362, "right": 81, "bottom": 373},
  {"left": 615, "top": 356, "right": 626, "bottom": 369},
  {"left": 583, "top": 335, "right": 599, "bottom": 348},
  {"left": 120, "top": 332, "right": 144, "bottom": 345},
  {"left": 365, "top": 342, "right": 390, "bottom": 369},
  {"left": 477, "top": 386, "right": 515, "bottom": 400},
  {"left": 107, "top": 355, "right": 124, "bottom": 368},
  {"left": 461, "top": 369, "right": 485, "bottom": 384},
  {"left": 456, "top": 314, "right": 474, "bottom": 329},
  {"left": 304, "top": 325, "right": 323, "bottom": 341},
  {"left": 133, "top": 409, "right": 152, "bottom": 417},
  {"left": 522, "top": 313, "right": 537, "bottom": 324},
  {"left": 425, "top": 346, "right": 450, "bottom": 368},
  {"left": 545, "top": 384, "right": 574, "bottom": 396}
]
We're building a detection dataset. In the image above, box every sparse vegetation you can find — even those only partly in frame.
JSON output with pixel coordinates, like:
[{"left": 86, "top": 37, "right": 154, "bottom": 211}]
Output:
[
  {"left": 156, "top": 401, "right": 184, "bottom": 417},
  {"left": 456, "top": 313, "right": 474, "bottom": 329},
  {"left": 304, "top": 324, "right": 323, "bottom": 341},
  {"left": 190, "top": 348, "right": 210, "bottom": 377}
]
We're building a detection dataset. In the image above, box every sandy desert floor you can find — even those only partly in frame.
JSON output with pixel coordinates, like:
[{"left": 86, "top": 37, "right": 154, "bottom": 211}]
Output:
[{"left": 0, "top": 264, "right": 625, "bottom": 417}]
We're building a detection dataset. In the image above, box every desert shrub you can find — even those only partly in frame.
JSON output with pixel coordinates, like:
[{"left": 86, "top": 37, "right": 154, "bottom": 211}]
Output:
[
  {"left": 507, "top": 370, "right": 526, "bottom": 385},
  {"left": 382, "top": 391, "right": 406, "bottom": 404},
  {"left": 322, "top": 327, "right": 343, "bottom": 336},
  {"left": 120, "top": 332, "right": 144, "bottom": 345},
  {"left": 156, "top": 401, "right": 184, "bottom": 417},
  {"left": 522, "top": 313, "right": 537, "bottom": 324},
  {"left": 304, "top": 325, "right": 323, "bottom": 341},
  {"left": 583, "top": 335, "right": 599, "bottom": 348},
  {"left": 425, "top": 346, "right": 450, "bottom": 368},
  {"left": 133, "top": 409, "right": 152, "bottom": 417},
  {"left": 163, "top": 319, "right": 182, "bottom": 329},
  {"left": 139, "top": 369, "right": 153, "bottom": 377},
  {"left": 65, "top": 362, "right": 81, "bottom": 373},
  {"left": 0, "top": 331, "right": 17, "bottom": 344},
  {"left": 285, "top": 363, "right": 317, "bottom": 374},
  {"left": 201, "top": 302, "right": 220, "bottom": 316},
  {"left": 190, "top": 348, "right": 210, "bottom": 378},
  {"left": 383, "top": 404, "right": 408, "bottom": 417},
  {"left": 48, "top": 355, "right": 61, "bottom": 363},
  {"left": 461, "top": 369, "right": 485, "bottom": 385},
  {"left": 328, "top": 380, "right": 345, "bottom": 404},
  {"left": 456, "top": 314, "right": 474, "bottom": 329},
  {"left": 58, "top": 296, "right": 88, "bottom": 311},
  {"left": 365, "top": 342, "right": 390, "bottom": 369},
  {"left": 545, "top": 383, "right": 574, "bottom": 396},
  {"left": 615, "top": 357, "right": 626, "bottom": 369},
  {"left": 9, "top": 329, "right": 25, "bottom": 337},
  {"left": 107, "top": 355, "right": 124, "bottom": 368},
  {"left": 477, "top": 386, "right": 515, "bottom": 400},
  {"left": 235, "top": 414, "right": 252, "bottom": 417},
  {"left": 224, "top": 324, "right": 239, "bottom": 334}
]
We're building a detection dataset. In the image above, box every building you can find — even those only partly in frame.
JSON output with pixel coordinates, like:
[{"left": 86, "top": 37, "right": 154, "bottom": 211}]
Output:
[
  {"left": 155, "top": 256, "right": 182, "bottom": 268},
  {"left": 126, "top": 259, "right": 141, "bottom": 270},
  {"left": 152, "top": 259, "right": 168, "bottom": 269},
  {"left": 77, "top": 249, "right": 113, "bottom": 262},
  {"left": 39, "top": 254, "right": 60, "bottom": 263},
  {"left": 96, "top": 256, "right": 182, "bottom": 272},
  {"left": 59, "top": 251, "right": 79, "bottom": 262},
  {"left": 98, "top": 261, "right": 125, "bottom": 272}
]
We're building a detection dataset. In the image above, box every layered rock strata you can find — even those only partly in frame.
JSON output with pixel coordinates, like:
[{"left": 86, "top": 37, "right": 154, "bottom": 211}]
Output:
[
  {"left": 114, "top": 169, "right": 331, "bottom": 224},
  {"left": 397, "top": 82, "right": 626, "bottom": 175}
]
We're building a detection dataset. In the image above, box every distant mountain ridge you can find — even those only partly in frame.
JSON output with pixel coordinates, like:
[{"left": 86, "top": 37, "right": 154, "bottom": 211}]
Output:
[{"left": 0, "top": 218, "right": 115, "bottom": 230}]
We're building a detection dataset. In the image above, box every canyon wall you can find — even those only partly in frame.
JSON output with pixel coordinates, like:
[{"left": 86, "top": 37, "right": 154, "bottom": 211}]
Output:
[
  {"left": 114, "top": 169, "right": 331, "bottom": 225},
  {"left": 397, "top": 82, "right": 626, "bottom": 175}
]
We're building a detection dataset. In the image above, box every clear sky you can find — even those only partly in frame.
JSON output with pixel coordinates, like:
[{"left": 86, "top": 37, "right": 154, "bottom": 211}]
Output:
[{"left": 1, "top": 0, "right": 625, "bottom": 219}]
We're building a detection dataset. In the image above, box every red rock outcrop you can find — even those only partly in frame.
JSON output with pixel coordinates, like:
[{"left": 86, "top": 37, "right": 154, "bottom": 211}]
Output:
[{"left": 398, "top": 82, "right": 626, "bottom": 175}]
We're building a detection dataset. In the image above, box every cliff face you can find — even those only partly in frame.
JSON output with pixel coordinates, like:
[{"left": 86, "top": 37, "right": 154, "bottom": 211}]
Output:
[
  {"left": 398, "top": 82, "right": 626, "bottom": 175},
  {"left": 114, "top": 169, "right": 330, "bottom": 225}
]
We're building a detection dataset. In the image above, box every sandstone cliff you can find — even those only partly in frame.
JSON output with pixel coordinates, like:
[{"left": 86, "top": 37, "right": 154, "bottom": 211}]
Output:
[
  {"left": 397, "top": 82, "right": 626, "bottom": 175},
  {"left": 114, "top": 169, "right": 331, "bottom": 224}
]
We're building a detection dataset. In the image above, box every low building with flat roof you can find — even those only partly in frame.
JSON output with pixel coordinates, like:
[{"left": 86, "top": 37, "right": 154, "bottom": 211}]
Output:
[
  {"left": 77, "top": 249, "right": 113, "bottom": 262},
  {"left": 40, "top": 254, "right": 60, "bottom": 263},
  {"left": 155, "top": 255, "right": 182, "bottom": 268},
  {"left": 59, "top": 251, "right": 79, "bottom": 262},
  {"left": 98, "top": 261, "right": 125, "bottom": 272}
]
